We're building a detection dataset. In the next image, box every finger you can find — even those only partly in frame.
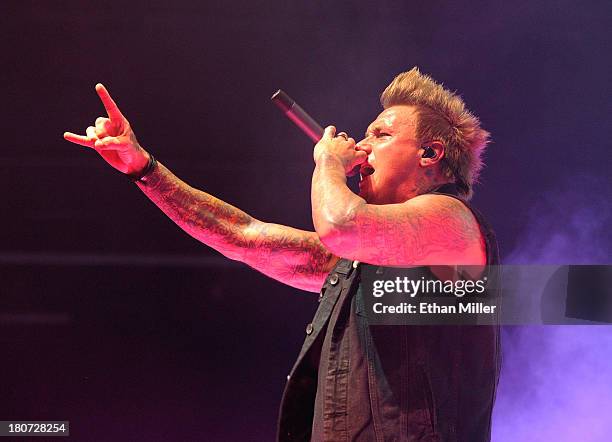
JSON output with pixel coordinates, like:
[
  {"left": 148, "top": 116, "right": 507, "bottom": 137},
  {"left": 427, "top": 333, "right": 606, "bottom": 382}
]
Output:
[
  {"left": 101, "top": 118, "right": 115, "bottom": 136},
  {"left": 95, "top": 116, "right": 110, "bottom": 129},
  {"left": 355, "top": 150, "right": 368, "bottom": 161},
  {"left": 95, "top": 117, "right": 110, "bottom": 138},
  {"left": 63, "top": 131, "right": 95, "bottom": 148},
  {"left": 86, "top": 126, "right": 98, "bottom": 141},
  {"left": 95, "top": 83, "right": 125, "bottom": 121},
  {"left": 347, "top": 152, "right": 369, "bottom": 177},
  {"left": 94, "top": 136, "right": 123, "bottom": 150},
  {"left": 347, "top": 167, "right": 360, "bottom": 177},
  {"left": 337, "top": 131, "right": 349, "bottom": 141},
  {"left": 323, "top": 125, "right": 336, "bottom": 139}
]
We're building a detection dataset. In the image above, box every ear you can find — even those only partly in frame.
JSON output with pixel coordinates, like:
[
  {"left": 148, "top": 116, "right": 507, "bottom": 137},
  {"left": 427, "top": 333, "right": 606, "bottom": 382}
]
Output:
[{"left": 419, "top": 141, "right": 445, "bottom": 167}]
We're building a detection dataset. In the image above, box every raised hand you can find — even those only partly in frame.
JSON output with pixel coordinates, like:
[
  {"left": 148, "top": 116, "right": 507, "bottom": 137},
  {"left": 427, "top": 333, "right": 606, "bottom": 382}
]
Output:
[{"left": 64, "top": 84, "right": 150, "bottom": 175}]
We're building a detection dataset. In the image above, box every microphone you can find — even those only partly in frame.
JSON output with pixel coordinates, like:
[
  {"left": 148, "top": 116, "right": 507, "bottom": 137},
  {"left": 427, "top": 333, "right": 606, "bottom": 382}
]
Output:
[
  {"left": 271, "top": 90, "right": 324, "bottom": 142},
  {"left": 270, "top": 89, "right": 373, "bottom": 177}
]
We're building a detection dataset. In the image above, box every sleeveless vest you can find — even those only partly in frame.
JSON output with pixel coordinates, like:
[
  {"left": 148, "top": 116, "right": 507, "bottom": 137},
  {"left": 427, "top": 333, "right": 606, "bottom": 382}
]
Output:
[{"left": 277, "top": 184, "right": 501, "bottom": 441}]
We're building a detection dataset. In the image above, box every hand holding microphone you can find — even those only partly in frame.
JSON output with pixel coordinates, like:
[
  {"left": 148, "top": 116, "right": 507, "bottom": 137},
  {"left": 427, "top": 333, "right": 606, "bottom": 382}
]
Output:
[{"left": 313, "top": 126, "right": 367, "bottom": 177}]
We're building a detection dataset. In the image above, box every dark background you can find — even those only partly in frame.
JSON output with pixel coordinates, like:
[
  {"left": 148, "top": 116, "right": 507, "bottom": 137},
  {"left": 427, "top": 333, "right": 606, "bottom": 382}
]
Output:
[{"left": 2, "top": 1, "right": 611, "bottom": 440}]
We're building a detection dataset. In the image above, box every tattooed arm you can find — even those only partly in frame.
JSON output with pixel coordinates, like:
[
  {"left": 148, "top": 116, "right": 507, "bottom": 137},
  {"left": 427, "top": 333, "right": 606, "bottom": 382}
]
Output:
[
  {"left": 137, "top": 162, "right": 338, "bottom": 292},
  {"left": 64, "top": 84, "right": 337, "bottom": 293},
  {"left": 314, "top": 180, "right": 485, "bottom": 266}
]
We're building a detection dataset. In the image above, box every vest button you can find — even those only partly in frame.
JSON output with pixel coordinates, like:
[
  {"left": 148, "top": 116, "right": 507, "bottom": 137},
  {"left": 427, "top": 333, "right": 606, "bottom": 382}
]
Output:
[
  {"left": 306, "top": 323, "right": 314, "bottom": 335},
  {"left": 329, "top": 273, "right": 339, "bottom": 285}
]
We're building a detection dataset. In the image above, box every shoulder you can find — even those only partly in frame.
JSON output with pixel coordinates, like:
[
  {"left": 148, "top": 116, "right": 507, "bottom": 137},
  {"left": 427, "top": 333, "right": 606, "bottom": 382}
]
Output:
[
  {"left": 319, "top": 192, "right": 486, "bottom": 266},
  {"left": 400, "top": 193, "right": 486, "bottom": 265},
  {"left": 406, "top": 192, "right": 482, "bottom": 233},
  {"left": 404, "top": 193, "right": 480, "bottom": 227},
  {"left": 404, "top": 192, "right": 468, "bottom": 212}
]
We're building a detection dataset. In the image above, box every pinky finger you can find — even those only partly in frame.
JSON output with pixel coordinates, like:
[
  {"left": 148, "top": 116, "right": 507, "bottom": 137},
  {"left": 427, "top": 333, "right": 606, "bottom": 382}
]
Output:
[{"left": 63, "top": 132, "right": 95, "bottom": 148}]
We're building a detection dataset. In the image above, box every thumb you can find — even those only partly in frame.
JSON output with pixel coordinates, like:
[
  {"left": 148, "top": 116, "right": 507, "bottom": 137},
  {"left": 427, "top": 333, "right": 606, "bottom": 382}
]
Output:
[{"left": 94, "top": 137, "right": 123, "bottom": 150}]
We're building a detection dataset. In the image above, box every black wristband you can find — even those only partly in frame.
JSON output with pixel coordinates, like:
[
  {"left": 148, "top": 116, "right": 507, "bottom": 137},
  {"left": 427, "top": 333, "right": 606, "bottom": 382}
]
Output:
[{"left": 128, "top": 154, "right": 158, "bottom": 182}]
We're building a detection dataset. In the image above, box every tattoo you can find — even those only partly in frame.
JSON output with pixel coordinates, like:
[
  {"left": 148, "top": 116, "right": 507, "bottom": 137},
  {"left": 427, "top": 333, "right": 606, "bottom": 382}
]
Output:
[
  {"left": 139, "top": 163, "right": 251, "bottom": 250},
  {"left": 137, "top": 162, "right": 335, "bottom": 292},
  {"left": 351, "top": 195, "right": 482, "bottom": 265},
  {"left": 243, "top": 223, "right": 337, "bottom": 289},
  {"left": 413, "top": 169, "right": 442, "bottom": 196}
]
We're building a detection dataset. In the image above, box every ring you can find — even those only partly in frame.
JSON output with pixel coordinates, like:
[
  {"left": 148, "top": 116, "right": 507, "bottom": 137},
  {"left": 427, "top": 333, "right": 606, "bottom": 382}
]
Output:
[{"left": 337, "top": 132, "right": 349, "bottom": 141}]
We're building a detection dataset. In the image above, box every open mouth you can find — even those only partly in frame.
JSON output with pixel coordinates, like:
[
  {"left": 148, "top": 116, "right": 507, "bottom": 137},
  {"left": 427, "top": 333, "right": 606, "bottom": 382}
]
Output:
[{"left": 360, "top": 165, "right": 375, "bottom": 177}]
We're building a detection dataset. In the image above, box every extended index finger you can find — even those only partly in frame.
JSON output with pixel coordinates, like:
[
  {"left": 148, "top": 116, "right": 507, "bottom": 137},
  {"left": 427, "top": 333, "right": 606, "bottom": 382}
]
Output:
[{"left": 95, "top": 83, "right": 125, "bottom": 121}]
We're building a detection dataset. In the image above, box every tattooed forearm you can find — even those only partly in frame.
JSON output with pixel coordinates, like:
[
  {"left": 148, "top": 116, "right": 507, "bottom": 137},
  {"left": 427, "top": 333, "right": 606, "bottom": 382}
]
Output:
[
  {"left": 137, "top": 162, "right": 252, "bottom": 259},
  {"left": 137, "top": 162, "right": 336, "bottom": 292},
  {"left": 242, "top": 223, "right": 338, "bottom": 291},
  {"left": 311, "top": 154, "right": 365, "bottom": 238}
]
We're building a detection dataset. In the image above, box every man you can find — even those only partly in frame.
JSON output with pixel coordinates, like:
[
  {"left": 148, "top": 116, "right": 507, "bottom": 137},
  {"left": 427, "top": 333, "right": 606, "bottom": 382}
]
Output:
[{"left": 64, "top": 67, "right": 499, "bottom": 441}]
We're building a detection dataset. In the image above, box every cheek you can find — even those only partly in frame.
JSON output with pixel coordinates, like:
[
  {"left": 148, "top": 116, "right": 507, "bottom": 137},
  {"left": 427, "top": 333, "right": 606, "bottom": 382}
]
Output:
[
  {"left": 384, "top": 160, "right": 412, "bottom": 178},
  {"left": 391, "top": 154, "right": 418, "bottom": 173}
]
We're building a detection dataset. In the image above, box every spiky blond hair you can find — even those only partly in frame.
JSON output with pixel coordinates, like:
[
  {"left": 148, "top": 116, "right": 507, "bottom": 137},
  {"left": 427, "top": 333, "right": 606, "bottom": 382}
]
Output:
[{"left": 380, "top": 67, "right": 490, "bottom": 199}]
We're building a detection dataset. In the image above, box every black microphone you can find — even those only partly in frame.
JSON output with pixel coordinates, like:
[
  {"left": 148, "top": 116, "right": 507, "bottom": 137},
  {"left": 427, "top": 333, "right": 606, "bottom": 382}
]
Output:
[
  {"left": 271, "top": 90, "right": 373, "bottom": 177},
  {"left": 271, "top": 90, "right": 324, "bottom": 142}
]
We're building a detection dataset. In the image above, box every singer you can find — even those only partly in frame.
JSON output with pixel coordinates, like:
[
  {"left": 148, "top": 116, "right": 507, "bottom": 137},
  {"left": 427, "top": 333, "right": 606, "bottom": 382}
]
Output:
[{"left": 64, "top": 67, "right": 499, "bottom": 441}]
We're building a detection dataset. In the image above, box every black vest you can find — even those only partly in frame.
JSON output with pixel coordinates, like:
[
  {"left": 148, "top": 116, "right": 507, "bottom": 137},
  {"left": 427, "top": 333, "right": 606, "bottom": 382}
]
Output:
[{"left": 277, "top": 184, "right": 501, "bottom": 441}]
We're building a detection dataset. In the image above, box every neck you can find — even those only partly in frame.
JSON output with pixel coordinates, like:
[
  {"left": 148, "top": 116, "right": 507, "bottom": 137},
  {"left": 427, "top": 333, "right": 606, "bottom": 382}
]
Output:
[
  {"left": 360, "top": 169, "right": 453, "bottom": 205},
  {"left": 405, "top": 169, "right": 451, "bottom": 200}
]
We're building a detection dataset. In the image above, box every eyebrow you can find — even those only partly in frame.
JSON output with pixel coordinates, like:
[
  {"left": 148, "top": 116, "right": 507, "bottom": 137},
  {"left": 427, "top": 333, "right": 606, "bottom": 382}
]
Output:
[
  {"left": 365, "top": 123, "right": 379, "bottom": 136},
  {"left": 365, "top": 124, "right": 391, "bottom": 137}
]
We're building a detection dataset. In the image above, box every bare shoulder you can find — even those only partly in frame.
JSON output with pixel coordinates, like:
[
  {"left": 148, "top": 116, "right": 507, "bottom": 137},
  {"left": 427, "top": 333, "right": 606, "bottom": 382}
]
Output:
[
  {"left": 402, "top": 193, "right": 486, "bottom": 265},
  {"left": 317, "top": 192, "right": 486, "bottom": 266},
  {"left": 405, "top": 193, "right": 477, "bottom": 224}
]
